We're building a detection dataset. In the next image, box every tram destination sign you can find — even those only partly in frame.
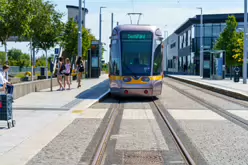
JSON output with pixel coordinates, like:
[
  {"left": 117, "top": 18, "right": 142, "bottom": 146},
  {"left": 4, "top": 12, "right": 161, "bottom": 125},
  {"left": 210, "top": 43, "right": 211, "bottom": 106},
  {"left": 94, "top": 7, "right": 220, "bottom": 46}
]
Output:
[{"left": 121, "top": 32, "right": 152, "bottom": 40}]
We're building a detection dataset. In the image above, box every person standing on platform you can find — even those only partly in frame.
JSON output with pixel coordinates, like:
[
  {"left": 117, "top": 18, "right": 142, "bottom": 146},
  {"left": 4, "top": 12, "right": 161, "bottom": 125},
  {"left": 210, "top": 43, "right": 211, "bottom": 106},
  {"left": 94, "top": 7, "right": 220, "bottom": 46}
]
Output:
[
  {"left": 76, "top": 56, "right": 84, "bottom": 88},
  {"left": 0, "top": 65, "right": 14, "bottom": 95},
  {"left": 56, "top": 57, "right": 65, "bottom": 91},
  {"left": 64, "top": 58, "right": 71, "bottom": 90}
]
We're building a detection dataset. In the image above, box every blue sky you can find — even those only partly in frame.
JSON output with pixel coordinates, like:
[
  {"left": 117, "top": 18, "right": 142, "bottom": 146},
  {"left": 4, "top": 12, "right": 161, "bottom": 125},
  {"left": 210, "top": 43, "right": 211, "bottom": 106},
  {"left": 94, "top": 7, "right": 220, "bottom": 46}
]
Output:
[{"left": 0, "top": 0, "right": 245, "bottom": 62}]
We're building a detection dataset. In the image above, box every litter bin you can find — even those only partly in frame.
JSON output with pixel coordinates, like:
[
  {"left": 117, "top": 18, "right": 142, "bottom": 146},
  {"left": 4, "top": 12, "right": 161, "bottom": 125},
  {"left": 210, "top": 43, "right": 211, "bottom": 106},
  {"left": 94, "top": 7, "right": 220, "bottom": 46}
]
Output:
[
  {"left": 234, "top": 67, "right": 240, "bottom": 83},
  {"left": 40, "top": 67, "right": 45, "bottom": 76}
]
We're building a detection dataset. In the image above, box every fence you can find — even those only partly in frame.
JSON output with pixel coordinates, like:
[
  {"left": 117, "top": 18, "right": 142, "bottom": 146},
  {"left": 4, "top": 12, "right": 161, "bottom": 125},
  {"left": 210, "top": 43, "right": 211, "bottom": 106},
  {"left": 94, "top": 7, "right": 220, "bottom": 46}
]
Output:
[{"left": 0, "top": 66, "right": 43, "bottom": 75}]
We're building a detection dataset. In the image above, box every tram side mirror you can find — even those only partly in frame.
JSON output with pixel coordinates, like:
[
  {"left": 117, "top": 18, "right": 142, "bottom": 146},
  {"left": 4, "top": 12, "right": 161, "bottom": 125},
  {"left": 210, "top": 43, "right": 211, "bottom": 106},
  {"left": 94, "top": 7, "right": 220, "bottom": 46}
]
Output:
[{"left": 109, "top": 44, "right": 111, "bottom": 48}]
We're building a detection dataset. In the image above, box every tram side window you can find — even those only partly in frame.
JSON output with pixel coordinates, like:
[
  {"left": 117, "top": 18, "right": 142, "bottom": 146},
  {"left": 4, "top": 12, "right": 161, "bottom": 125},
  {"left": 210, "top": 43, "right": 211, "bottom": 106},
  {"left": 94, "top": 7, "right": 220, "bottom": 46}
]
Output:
[
  {"left": 110, "top": 40, "right": 120, "bottom": 75},
  {"left": 153, "top": 40, "right": 163, "bottom": 75}
]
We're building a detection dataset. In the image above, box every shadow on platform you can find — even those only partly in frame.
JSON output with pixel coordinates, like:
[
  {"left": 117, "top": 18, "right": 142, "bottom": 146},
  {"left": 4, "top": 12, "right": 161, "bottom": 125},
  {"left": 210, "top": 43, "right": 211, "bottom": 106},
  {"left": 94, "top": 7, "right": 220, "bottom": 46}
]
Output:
[{"left": 75, "top": 79, "right": 109, "bottom": 100}]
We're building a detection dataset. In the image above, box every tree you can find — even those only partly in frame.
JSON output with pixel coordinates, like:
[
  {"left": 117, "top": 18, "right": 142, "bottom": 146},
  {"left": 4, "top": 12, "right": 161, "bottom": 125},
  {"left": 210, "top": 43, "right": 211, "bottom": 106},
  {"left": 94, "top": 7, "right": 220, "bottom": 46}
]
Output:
[
  {"left": 61, "top": 21, "right": 97, "bottom": 62},
  {"left": 0, "top": 52, "right": 6, "bottom": 65},
  {"left": 61, "top": 18, "right": 78, "bottom": 60},
  {"left": 82, "top": 28, "right": 91, "bottom": 60},
  {"left": 8, "top": 48, "right": 23, "bottom": 61},
  {"left": 233, "top": 32, "right": 244, "bottom": 65},
  {"left": 214, "top": 15, "right": 238, "bottom": 67},
  {"left": 32, "top": 1, "right": 64, "bottom": 78},
  {"left": 7, "top": 48, "right": 30, "bottom": 67},
  {"left": 36, "top": 55, "right": 46, "bottom": 67},
  {"left": 0, "top": 0, "right": 37, "bottom": 64}
]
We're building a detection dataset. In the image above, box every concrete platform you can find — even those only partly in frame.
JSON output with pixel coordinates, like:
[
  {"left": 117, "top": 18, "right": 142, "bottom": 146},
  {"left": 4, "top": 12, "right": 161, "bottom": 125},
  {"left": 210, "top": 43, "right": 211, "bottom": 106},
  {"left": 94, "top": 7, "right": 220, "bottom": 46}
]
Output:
[
  {"left": 168, "top": 75, "right": 248, "bottom": 101},
  {"left": 0, "top": 74, "right": 110, "bottom": 165}
]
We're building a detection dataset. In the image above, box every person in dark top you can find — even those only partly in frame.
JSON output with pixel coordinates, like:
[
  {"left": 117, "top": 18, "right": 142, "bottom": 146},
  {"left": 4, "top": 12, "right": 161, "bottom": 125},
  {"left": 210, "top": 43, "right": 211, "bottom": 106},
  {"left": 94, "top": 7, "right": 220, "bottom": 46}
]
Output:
[{"left": 76, "top": 56, "right": 84, "bottom": 88}]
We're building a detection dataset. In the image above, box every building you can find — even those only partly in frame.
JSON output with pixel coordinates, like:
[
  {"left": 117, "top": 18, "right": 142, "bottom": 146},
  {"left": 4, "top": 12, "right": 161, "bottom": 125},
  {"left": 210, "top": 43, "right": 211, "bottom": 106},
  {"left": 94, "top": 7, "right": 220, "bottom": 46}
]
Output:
[
  {"left": 164, "top": 13, "right": 245, "bottom": 75},
  {"left": 164, "top": 33, "right": 178, "bottom": 73},
  {"left": 66, "top": 5, "right": 89, "bottom": 27}
]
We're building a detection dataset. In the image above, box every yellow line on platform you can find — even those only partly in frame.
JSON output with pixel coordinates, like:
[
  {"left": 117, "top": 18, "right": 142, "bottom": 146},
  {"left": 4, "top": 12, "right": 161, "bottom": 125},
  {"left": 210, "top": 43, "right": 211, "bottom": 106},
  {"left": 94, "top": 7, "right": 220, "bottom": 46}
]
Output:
[{"left": 72, "top": 110, "right": 84, "bottom": 114}]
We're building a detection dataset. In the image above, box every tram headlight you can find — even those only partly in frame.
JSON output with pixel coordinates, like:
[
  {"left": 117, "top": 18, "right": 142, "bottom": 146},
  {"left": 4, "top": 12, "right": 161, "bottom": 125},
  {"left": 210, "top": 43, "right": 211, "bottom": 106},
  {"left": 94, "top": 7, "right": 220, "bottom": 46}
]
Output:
[
  {"left": 141, "top": 77, "right": 150, "bottom": 82},
  {"left": 123, "top": 77, "right": 132, "bottom": 82}
]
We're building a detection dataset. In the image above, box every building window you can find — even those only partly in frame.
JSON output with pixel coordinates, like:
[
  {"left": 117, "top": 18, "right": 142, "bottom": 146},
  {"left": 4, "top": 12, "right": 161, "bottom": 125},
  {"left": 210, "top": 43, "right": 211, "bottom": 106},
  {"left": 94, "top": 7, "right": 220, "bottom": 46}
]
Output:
[
  {"left": 213, "top": 24, "right": 221, "bottom": 37},
  {"left": 192, "top": 25, "right": 195, "bottom": 38},
  {"left": 204, "top": 24, "right": 212, "bottom": 37},
  {"left": 188, "top": 30, "right": 191, "bottom": 46},
  {"left": 204, "top": 37, "right": 212, "bottom": 47},
  {"left": 221, "top": 23, "right": 226, "bottom": 32},
  {"left": 195, "top": 25, "right": 200, "bottom": 37},
  {"left": 179, "top": 36, "right": 182, "bottom": 49},
  {"left": 170, "top": 42, "right": 176, "bottom": 49},
  {"left": 183, "top": 32, "right": 186, "bottom": 48}
]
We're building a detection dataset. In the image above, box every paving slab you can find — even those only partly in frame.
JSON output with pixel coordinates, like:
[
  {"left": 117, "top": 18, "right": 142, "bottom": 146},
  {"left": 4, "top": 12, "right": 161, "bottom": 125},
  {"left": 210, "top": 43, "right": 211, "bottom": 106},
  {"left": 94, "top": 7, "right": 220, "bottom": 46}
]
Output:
[
  {"left": 168, "top": 75, "right": 248, "bottom": 101},
  {"left": 160, "top": 81, "right": 248, "bottom": 165},
  {"left": 0, "top": 75, "right": 110, "bottom": 165},
  {"left": 13, "top": 75, "right": 109, "bottom": 109}
]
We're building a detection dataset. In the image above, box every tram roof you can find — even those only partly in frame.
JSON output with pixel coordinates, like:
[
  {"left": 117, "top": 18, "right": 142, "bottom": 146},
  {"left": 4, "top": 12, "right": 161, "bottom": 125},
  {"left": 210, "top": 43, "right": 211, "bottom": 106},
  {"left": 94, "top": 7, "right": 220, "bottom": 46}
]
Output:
[{"left": 114, "top": 24, "right": 158, "bottom": 32}]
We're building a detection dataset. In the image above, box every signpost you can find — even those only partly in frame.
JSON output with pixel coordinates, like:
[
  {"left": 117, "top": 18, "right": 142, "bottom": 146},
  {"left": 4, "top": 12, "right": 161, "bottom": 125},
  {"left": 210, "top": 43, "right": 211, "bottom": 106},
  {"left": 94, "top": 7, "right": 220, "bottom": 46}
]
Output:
[
  {"left": 55, "top": 48, "right": 60, "bottom": 55},
  {"left": 50, "top": 48, "right": 60, "bottom": 91}
]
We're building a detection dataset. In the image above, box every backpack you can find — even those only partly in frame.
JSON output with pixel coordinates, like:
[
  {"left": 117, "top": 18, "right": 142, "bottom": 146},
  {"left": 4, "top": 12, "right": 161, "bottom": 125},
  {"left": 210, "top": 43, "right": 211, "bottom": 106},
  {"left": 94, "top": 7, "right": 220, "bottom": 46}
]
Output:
[
  {"left": 59, "top": 64, "right": 66, "bottom": 74},
  {"left": 79, "top": 63, "right": 84, "bottom": 72}
]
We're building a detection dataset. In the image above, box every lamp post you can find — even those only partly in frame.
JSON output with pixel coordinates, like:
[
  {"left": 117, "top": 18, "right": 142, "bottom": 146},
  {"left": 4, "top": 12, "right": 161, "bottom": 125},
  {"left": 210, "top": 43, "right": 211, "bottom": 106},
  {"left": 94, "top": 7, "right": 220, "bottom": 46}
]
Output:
[
  {"left": 197, "top": 7, "right": 203, "bottom": 77},
  {"left": 243, "top": 0, "right": 247, "bottom": 84},
  {"left": 83, "top": 0, "right": 86, "bottom": 27},
  {"left": 99, "top": 6, "right": 106, "bottom": 71},
  {"left": 78, "top": 0, "right": 83, "bottom": 57},
  {"left": 164, "top": 25, "right": 169, "bottom": 73}
]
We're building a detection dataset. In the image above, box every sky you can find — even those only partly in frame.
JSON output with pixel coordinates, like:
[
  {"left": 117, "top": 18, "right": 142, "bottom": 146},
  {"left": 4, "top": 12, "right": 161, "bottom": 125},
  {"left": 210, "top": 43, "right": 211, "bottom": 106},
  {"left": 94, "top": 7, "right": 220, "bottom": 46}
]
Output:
[{"left": 0, "top": 0, "right": 246, "bottom": 63}]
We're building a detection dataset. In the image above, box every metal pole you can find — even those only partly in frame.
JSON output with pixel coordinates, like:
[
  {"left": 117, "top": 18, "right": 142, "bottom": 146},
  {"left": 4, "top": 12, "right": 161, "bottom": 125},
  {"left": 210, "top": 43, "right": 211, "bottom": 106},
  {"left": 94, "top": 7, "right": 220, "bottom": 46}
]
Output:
[
  {"left": 83, "top": 0, "right": 86, "bottom": 28},
  {"left": 33, "top": 48, "right": 35, "bottom": 80},
  {"left": 243, "top": 0, "right": 247, "bottom": 84},
  {"left": 50, "top": 64, "right": 52, "bottom": 91},
  {"left": 99, "top": 7, "right": 106, "bottom": 71},
  {"left": 165, "top": 31, "right": 168, "bottom": 73},
  {"left": 45, "top": 51, "right": 48, "bottom": 79},
  {"left": 117, "top": 21, "right": 119, "bottom": 26},
  {"left": 30, "top": 39, "right": 33, "bottom": 81},
  {"left": 4, "top": 43, "right": 8, "bottom": 80},
  {"left": 99, "top": 8, "right": 102, "bottom": 64},
  {"left": 200, "top": 8, "right": 203, "bottom": 77},
  {"left": 111, "top": 13, "right": 114, "bottom": 31},
  {"left": 78, "top": 0, "right": 82, "bottom": 57}
]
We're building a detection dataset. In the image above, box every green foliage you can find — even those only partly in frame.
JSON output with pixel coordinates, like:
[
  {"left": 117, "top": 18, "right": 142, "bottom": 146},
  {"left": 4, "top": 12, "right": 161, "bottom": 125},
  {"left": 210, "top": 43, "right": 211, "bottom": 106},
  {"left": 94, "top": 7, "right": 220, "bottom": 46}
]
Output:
[
  {"left": 15, "top": 73, "right": 26, "bottom": 78},
  {"left": 36, "top": 55, "right": 46, "bottom": 66},
  {"left": 61, "top": 19, "right": 98, "bottom": 61},
  {"left": 7, "top": 48, "right": 30, "bottom": 67},
  {"left": 0, "top": 52, "right": 6, "bottom": 65},
  {"left": 61, "top": 18, "right": 78, "bottom": 59},
  {"left": 214, "top": 15, "right": 239, "bottom": 66},
  {"left": 102, "top": 63, "right": 109, "bottom": 73},
  {"left": 232, "top": 32, "right": 244, "bottom": 65},
  {"left": 0, "top": 0, "right": 37, "bottom": 44},
  {"left": 32, "top": 1, "right": 64, "bottom": 53}
]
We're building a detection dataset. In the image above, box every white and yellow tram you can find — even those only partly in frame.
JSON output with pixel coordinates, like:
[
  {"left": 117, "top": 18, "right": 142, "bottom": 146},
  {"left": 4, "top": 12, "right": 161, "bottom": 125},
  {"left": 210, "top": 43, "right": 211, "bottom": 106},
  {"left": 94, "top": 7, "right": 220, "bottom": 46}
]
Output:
[{"left": 108, "top": 24, "right": 164, "bottom": 97}]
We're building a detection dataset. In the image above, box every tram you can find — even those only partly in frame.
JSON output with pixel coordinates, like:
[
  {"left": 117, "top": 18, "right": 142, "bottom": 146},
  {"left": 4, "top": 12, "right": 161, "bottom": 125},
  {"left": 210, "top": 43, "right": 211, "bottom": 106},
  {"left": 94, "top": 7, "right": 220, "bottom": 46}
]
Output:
[{"left": 108, "top": 24, "right": 164, "bottom": 97}]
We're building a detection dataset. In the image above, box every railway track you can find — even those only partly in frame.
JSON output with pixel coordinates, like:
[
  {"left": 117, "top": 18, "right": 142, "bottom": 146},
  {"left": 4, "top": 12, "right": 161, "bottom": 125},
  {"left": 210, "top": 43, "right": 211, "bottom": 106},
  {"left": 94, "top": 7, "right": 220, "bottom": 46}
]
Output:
[
  {"left": 168, "top": 78, "right": 248, "bottom": 108},
  {"left": 90, "top": 97, "right": 196, "bottom": 165},
  {"left": 164, "top": 79, "right": 248, "bottom": 131}
]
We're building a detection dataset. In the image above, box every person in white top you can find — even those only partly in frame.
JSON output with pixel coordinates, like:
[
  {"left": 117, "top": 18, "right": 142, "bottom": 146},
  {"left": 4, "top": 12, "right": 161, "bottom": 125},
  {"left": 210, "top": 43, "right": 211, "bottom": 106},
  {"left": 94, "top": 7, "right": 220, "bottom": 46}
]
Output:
[
  {"left": 0, "top": 65, "right": 14, "bottom": 95},
  {"left": 64, "top": 58, "right": 71, "bottom": 90}
]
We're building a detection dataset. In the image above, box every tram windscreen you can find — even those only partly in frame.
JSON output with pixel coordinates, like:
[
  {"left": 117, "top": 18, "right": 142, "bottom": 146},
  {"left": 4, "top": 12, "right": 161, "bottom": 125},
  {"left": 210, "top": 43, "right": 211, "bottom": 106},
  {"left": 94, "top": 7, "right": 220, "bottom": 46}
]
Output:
[{"left": 121, "top": 31, "right": 153, "bottom": 76}]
